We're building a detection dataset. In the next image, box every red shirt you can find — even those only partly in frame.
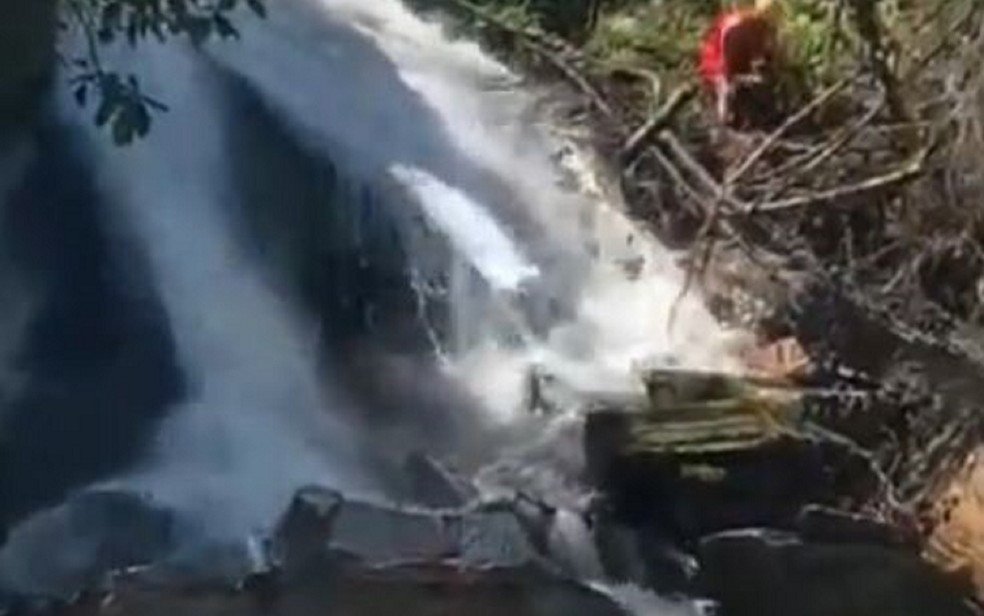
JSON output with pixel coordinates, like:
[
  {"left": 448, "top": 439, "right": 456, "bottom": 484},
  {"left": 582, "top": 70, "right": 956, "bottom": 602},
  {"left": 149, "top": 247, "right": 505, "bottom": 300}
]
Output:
[{"left": 699, "top": 9, "right": 777, "bottom": 91}]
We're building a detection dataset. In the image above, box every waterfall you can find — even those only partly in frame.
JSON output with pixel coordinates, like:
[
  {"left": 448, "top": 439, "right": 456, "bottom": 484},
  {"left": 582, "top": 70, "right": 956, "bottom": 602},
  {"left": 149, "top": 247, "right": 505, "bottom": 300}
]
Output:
[
  {"left": 208, "top": 0, "right": 737, "bottom": 417},
  {"left": 0, "top": 1, "right": 733, "bottom": 608},
  {"left": 43, "top": 0, "right": 735, "bottom": 528}
]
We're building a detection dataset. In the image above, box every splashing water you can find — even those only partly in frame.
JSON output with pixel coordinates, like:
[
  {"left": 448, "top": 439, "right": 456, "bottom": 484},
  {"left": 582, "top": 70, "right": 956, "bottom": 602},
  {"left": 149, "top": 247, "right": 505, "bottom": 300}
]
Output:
[{"left": 390, "top": 164, "right": 540, "bottom": 292}]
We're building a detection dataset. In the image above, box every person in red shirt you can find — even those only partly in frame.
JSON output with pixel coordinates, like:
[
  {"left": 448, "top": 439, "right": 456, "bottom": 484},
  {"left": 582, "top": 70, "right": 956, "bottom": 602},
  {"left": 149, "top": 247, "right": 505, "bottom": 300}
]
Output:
[{"left": 699, "top": 0, "right": 781, "bottom": 128}]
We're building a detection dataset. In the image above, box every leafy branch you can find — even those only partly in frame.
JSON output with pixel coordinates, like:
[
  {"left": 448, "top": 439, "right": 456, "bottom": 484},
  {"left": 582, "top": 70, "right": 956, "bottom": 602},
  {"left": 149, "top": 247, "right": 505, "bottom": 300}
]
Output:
[{"left": 61, "top": 0, "right": 267, "bottom": 145}]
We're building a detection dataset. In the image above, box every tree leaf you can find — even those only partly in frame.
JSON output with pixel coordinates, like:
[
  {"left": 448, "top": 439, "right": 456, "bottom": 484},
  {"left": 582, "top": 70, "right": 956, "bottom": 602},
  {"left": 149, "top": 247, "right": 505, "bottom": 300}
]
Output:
[
  {"left": 185, "top": 16, "right": 212, "bottom": 46},
  {"left": 95, "top": 98, "right": 116, "bottom": 128},
  {"left": 74, "top": 84, "right": 88, "bottom": 107},
  {"left": 246, "top": 0, "right": 267, "bottom": 19},
  {"left": 112, "top": 114, "right": 134, "bottom": 146},
  {"left": 213, "top": 14, "right": 239, "bottom": 39},
  {"left": 101, "top": 2, "right": 122, "bottom": 30},
  {"left": 132, "top": 102, "right": 151, "bottom": 137}
]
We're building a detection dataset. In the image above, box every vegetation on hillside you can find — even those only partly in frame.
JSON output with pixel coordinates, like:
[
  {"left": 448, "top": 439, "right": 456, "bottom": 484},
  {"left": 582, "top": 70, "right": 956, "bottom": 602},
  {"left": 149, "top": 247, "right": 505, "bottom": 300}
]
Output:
[
  {"left": 423, "top": 0, "right": 984, "bottom": 561},
  {"left": 42, "top": 0, "right": 984, "bottom": 584}
]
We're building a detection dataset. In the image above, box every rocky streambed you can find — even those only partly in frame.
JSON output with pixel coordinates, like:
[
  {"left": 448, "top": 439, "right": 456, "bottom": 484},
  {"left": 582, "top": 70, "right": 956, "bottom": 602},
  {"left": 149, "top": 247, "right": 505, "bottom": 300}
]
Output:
[{"left": 1, "top": 366, "right": 978, "bottom": 616}]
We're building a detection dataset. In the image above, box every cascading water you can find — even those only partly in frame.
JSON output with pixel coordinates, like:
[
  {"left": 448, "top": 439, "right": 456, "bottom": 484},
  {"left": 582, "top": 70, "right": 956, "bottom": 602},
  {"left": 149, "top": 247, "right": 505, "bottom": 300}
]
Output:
[
  {"left": 0, "top": 0, "right": 735, "bottom": 611},
  {"left": 209, "top": 0, "right": 737, "bottom": 414},
  {"left": 66, "top": 40, "right": 378, "bottom": 538}
]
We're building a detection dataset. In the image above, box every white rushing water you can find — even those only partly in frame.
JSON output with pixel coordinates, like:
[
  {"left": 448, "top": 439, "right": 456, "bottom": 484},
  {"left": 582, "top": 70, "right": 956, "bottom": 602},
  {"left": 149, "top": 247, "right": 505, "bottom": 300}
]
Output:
[
  {"left": 390, "top": 164, "right": 540, "bottom": 292},
  {"left": 61, "top": 39, "right": 376, "bottom": 538},
  {"left": 211, "top": 0, "right": 738, "bottom": 417},
  {"left": 11, "top": 0, "right": 739, "bottom": 611}
]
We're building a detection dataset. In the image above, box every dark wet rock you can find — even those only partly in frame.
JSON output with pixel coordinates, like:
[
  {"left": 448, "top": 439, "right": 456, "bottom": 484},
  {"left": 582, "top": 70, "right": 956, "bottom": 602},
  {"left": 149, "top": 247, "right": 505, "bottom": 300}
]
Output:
[
  {"left": 592, "top": 517, "right": 699, "bottom": 596},
  {"left": 12, "top": 485, "right": 628, "bottom": 616},
  {"left": 330, "top": 499, "right": 536, "bottom": 569},
  {"left": 697, "top": 528, "right": 976, "bottom": 616},
  {"left": 129, "top": 537, "right": 276, "bottom": 591},
  {"left": 582, "top": 368, "right": 883, "bottom": 543},
  {"left": 0, "top": 490, "right": 175, "bottom": 600},
  {"left": 41, "top": 558, "right": 628, "bottom": 616},
  {"left": 585, "top": 409, "right": 839, "bottom": 540},
  {"left": 271, "top": 485, "right": 344, "bottom": 573},
  {"left": 401, "top": 452, "right": 478, "bottom": 508},
  {"left": 795, "top": 504, "right": 919, "bottom": 548}
]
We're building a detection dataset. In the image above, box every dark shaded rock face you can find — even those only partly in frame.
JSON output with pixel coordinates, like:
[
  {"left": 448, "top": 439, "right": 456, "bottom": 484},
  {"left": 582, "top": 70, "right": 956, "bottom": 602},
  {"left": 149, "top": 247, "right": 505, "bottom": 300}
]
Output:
[
  {"left": 697, "top": 528, "right": 977, "bottom": 616},
  {"left": 0, "top": 122, "right": 183, "bottom": 530},
  {"left": 216, "top": 67, "right": 501, "bottom": 469},
  {"left": 219, "top": 68, "right": 429, "bottom": 357}
]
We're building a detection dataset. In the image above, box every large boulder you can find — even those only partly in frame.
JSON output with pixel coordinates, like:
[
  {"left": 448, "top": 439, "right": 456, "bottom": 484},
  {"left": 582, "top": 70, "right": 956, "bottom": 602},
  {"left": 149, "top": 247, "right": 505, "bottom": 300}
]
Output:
[
  {"left": 697, "top": 528, "right": 976, "bottom": 616},
  {"left": 583, "top": 368, "right": 873, "bottom": 541}
]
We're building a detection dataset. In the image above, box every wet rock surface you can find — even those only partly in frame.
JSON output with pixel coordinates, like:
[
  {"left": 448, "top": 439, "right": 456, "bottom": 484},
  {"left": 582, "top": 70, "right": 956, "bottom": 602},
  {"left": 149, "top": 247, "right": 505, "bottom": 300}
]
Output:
[
  {"left": 2, "top": 368, "right": 979, "bottom": 616},
  {"left": 580, "top": 367, "right": 980, "bottom": 614},
  {"left": 400, "top": 452, "right": 479, "bottom": 509},
  {"left": 48, "top": 560, "right": 627, "bottom": 616},
  {"left": 697, "top": 528, "right": 976, "bottom": 616},
  {"left": 0, "top": 483, "right": 628, "bottom": 616}
]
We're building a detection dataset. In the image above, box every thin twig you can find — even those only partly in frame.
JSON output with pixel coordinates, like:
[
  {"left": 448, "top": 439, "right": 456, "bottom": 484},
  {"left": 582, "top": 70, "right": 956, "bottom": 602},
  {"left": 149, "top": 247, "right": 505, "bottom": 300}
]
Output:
[
  {"left": 725, "top": 76, "right": 856, "bottom": 187},
  {"left": 748, "top": 145, "right": 930, "bottom": 214},
  {"left": 620, "top": 83, "right": 696, "bottom": 164}
]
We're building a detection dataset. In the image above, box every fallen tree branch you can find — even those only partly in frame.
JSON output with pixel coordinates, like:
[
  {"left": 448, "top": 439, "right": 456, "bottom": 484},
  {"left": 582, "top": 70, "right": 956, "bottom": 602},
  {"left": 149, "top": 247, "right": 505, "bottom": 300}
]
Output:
[
  {"left": 644, "top": 145, "right": 709, "bottom": 218},
  {"left": 747, "top": 146, "right": 929, "bottom": 214},
  {"left": 619, "top": 83, "right": 696, "bottom": 164},
  {"left": 726, "top": 76, "right": 856, "bottom": 187}
]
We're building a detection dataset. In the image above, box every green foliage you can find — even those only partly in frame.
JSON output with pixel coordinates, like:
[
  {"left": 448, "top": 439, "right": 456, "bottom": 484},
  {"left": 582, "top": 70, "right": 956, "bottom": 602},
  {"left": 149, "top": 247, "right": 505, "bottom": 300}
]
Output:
[
  {"left": 433, "top": 0, "right": 851, "bottom": 113},
  {"left": 585, "top": 1, "right": 715, "bottom": 80},
  {"left": 62, "top": 0, "right": 267, "bottom": 145},
  {"left": 585, "top": 1, "right": 848, "bottom": 89}
]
